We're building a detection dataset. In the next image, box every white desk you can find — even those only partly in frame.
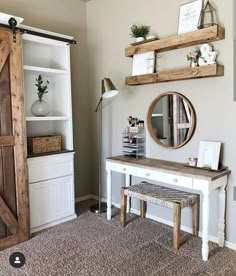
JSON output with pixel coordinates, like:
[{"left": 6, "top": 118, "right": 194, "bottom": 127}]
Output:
[{"left": 105, "top": 156, "right": 230, "bottom": 261}]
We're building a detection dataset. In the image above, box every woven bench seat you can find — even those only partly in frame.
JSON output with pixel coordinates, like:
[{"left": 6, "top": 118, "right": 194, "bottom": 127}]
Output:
[{"left": 121, "top": 182, "right": 199, "bottom": 250}]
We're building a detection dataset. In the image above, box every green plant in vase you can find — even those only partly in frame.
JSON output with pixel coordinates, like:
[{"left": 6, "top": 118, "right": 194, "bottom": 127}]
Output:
[
  {"left": 35, "top": 74, "right": 49, "bottom": 101},
  {"left": 130, "top": 24, "right": 150, "bottom": 42},
  {"left": 31, "top": 75, "right": 50, "bottom": 116}
]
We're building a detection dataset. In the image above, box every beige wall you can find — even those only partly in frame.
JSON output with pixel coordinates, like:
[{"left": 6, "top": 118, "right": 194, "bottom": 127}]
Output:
[
  {"left": 0, "top": 0, "right": 92, "bottom": 198},
  {"left": 87, "top": 0, "right": 236, "bottom": 244}
]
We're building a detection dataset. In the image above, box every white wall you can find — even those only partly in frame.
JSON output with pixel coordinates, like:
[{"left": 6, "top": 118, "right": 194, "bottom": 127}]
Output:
[
  {"left": 87, "top": 0, "right": 236, "bottom": 243},
  {"left": 0, "top": 0, "right": 92, "bottom": 198}
]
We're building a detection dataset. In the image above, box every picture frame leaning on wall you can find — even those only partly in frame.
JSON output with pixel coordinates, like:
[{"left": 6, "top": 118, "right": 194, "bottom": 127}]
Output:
[
  {"left": 197, "top": 141, "right": 221, "bottom": 170},
  {"left": 178, "top": 0, "right": 203, "bottom": 34}
]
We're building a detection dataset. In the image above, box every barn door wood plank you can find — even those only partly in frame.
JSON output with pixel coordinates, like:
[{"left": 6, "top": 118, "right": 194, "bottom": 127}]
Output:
[
  {"left": 0, "top": 136, "right": 15, "bottom": 146},
  {"left": 0, "top": 39, "right": 17, "bottom": 238},
  {"left": 0, "top": 234, "right": 19, "bottom": 250},
  {"left": 0, "top": 196, "right": 19, "bottom": 234},
  {"left": 0, "top": 149, "right": 5, "bottom": 239},
  {"left": 0, "top": 40, "right": 10, "bottom": 73},
  {"left": 9, "top": 31, "right": 29, "bottom": 242}
]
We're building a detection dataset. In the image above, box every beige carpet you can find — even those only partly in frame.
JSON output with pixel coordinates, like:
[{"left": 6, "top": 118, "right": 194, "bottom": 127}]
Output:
[{"left": 0, "top": 200, "right": 236, "bottom": 276}]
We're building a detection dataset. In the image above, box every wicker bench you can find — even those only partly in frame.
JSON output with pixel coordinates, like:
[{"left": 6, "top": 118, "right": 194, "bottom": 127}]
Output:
[{"left": 120, "top": 182, "right": 199, "bottom": 250}]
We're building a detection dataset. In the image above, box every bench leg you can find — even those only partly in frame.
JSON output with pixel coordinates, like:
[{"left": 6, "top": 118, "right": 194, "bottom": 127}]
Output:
[
  {"left": 121, "top": 187, "right": 127, "bottom": 227},
  {"left": 140, "top": 200, "right": 146, "bottom": 218},
  {"left": 192, "top": 195, "right": 200, "bottom": 236},
  {"left": 173, "top": 203, "right": 181, "bottom": 250}
]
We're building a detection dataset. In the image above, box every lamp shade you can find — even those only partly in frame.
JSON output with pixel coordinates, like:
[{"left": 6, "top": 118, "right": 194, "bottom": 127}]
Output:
[{"left": 101, "top": 77, "right": 118, "bottom": 98}]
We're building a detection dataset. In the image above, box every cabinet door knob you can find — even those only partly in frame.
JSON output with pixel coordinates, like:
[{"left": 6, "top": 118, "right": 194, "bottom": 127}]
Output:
[{"left": 173, "top": 178, "right": 178, "bottom": 183}]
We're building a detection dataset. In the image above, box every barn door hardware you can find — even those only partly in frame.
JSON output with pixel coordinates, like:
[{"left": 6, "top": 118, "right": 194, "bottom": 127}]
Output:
[{"left": 8, "top": 17, "right": 17, "bottom": 42}]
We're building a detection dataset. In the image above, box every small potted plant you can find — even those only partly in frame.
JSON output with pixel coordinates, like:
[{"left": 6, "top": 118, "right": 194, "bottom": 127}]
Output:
[
  {"left": 186, "top": 50, "right": 201, "bottom": 67},
  {"left": 130, "top": 24, "right": 150, "bottom": 42},
  {"left": 31, "top": 75, "right": 50, "bottom": 116},
  {"left": 35, "top": 74, "right": 49, "bottom": 101}
]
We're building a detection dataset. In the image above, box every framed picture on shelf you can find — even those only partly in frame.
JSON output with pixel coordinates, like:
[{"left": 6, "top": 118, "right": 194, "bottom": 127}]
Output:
[
  {"left": 132, "top": 51, "right": 155, "bottom": 76},
  {"left": 197, "top": 141, "right": 221, "bottom": 170},
  {"left": 178, "top": 0, "right": 203, "bottom": 34}
]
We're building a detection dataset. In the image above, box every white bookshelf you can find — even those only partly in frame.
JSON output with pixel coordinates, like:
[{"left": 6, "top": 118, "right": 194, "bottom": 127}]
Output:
[{"left": 22, "top": 28, "right": 76, "bottom": 233}]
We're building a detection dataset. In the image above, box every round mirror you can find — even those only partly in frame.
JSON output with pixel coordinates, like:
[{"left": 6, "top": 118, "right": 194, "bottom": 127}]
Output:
[{"left": 147, "top": 92, "right": 196, "bottom": 149}]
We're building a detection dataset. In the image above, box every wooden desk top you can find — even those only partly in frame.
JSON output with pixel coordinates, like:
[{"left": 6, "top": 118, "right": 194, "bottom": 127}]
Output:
[{"left": 106, "top": 156, "right": 230, "bottom": 181}]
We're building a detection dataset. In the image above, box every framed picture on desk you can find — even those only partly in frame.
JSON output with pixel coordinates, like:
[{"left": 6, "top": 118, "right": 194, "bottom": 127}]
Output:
[{"left": 197, "top": 141, "right": 221, "bottom": 170}]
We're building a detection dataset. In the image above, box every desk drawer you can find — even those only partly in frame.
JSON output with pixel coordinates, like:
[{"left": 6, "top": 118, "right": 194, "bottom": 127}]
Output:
[
  {"left": 113, "top": 164, "right": 136, "bottom": 175},
  {"left": 136, "top": 168, "right": 192, "bottom": 188}
]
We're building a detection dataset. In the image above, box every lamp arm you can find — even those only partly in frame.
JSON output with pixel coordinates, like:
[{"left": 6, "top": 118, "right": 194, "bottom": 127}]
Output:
[{"left": 95, "top": 97, "right": 103, "bottom": 112}]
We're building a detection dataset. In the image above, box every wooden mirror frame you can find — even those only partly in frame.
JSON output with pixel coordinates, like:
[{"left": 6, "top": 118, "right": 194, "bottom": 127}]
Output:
[{"left": 147, "top": 92, "right": 196, "bottom": 149}]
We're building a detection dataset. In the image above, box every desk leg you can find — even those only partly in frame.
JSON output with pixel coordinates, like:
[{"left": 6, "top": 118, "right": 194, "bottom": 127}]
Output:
[
  {"left": 202, "top": 190, "right": 210, "bottom": 261},
  {"left": 106, "top": 169, "right": 112, "bottom": 220},
  {"left": 126, "top": 174, "right": 131, "bottom": 213},
  {"left": 218, "top": 184, "right": 226, "bottom": 247}
]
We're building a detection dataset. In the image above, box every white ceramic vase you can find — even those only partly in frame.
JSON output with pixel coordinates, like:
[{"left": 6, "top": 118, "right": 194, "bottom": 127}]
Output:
[
  {"left": 135, "top": 37, "right": 145, "bottom": 43},
  {"left": 31, "top": 99, "right": 50, "bottom": 116},
  {"left": 190, "top": 62, "right": 197, "bottom": 68}
]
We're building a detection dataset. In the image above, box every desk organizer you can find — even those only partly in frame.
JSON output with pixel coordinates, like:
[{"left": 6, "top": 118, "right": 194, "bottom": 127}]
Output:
[{"left": 122, "top": 127, "right": 145, "bottom": 158}]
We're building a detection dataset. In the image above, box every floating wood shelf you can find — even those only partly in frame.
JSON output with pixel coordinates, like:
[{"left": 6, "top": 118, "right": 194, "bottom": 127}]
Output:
[
  {"left": 125, "top": 25, "right": 225, "bottom": 57},
  {"left": 125, "top": 64, "right": 224, "bottom": 85}
]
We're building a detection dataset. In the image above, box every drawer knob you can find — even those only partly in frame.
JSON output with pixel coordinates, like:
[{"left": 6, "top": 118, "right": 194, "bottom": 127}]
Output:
[
  {"left": 173, "top": 178, "right": 178, "bottom": 183},
  {"left": 146, "top": 172, "right": 150, "bottom": 176},
  {"left": 123, "top": 168, "right": 126, "bottom": 172}
]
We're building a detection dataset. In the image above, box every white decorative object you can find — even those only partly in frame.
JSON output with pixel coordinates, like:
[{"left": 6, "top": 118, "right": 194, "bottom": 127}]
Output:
[
  {"left": 132, "top": 51, "right": 155, "bottom": 76},
  {"left": 197, "top": 140, "right": 221, "bottom": 170},
  {"left": 191, "top": 61, "right": 198, "bottom": 67},
  {"left": 146, "top": 35, "right": 157, "bottom": 40},
  {"left": 189, "top": 157, "right": 198, "bottom": 166},
  {"left": 135, "top": 37, "right": 145, "bottom": 43},
  {"left": 178, "top": 0, "right": 203, "bottom": 34},
  {"left": 198, "top": 43, "right": 218, "bottom": 66}
]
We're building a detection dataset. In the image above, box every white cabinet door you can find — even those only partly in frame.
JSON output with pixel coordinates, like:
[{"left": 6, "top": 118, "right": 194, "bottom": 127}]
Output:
[{"left": 29, "top": 175, "right": 74, "bottom": 229}]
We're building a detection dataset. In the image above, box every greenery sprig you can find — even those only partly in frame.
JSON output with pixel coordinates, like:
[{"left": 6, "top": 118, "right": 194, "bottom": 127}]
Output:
[
  {"left": 35, "top": 75, "right": 49, "bottom": 101},
  {"left": 130, "top": 24, "right": 150, "bottom": 38}
]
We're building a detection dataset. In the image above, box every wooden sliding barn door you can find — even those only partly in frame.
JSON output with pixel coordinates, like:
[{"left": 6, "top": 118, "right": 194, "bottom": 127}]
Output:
[{"left": 0, "top": 28, "right": 29, "bottom": 250}]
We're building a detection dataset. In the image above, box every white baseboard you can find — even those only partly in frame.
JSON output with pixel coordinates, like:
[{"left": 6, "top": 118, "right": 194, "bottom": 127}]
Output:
[
  {"left": 79, "top": 195, "right": 236, "bottom": 250},
  {"left": 225, "top": 241, "right": 236, "bottom": 250},
  {"left": 75, "top": 194, "right": 98, "bottom": 202}
]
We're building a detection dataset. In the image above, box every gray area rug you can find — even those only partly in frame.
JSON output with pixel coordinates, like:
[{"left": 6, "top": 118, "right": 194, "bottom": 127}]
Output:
[{"left": 0, "top": 200, "right": 236, "bottom": 276}]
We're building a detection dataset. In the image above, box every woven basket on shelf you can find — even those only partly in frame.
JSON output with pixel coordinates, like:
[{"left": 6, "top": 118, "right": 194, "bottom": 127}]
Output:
[{"left": 27, "top": 135, "right": 61, "bottom": 155}]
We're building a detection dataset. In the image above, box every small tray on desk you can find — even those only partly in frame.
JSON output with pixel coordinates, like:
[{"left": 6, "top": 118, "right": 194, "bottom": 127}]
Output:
[{"left": 184, "top": 163, "right": 228, "bottom": 172}]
